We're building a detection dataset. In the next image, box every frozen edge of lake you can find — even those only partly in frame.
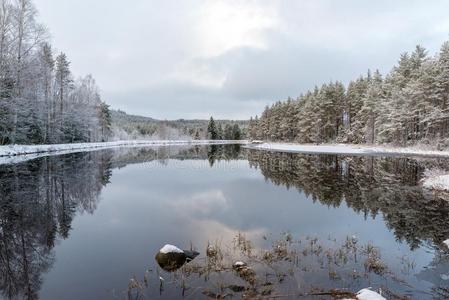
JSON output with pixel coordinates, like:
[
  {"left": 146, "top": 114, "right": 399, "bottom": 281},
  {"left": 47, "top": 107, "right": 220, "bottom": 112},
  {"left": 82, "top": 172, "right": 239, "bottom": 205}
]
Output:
[{"left": 0, "top": 140, "right": 248, "bottom": 165}]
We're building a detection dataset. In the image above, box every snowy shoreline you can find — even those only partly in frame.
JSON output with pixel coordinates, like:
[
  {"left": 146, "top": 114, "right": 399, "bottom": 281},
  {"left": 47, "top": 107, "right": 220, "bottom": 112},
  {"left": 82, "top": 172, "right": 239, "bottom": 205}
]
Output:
[
  {"left": 5, "top": 140, "right": 449, "bottom": 192},
  {"left": 0, "top": 140, "right": 248, "bottom": 165},
  {"left": 245, "top": 142, "right": 449, "bottom": 158},
  {"left": 422, "top": 174, "right": 449, "bottom": 191},
  {"left": 247, "top": 142, "right": 449, "bottom": 192}
]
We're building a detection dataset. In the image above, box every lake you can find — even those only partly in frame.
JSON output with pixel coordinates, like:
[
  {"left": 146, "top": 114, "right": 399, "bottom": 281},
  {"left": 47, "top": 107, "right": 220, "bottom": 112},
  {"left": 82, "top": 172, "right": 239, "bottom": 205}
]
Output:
[{"left": 1, "top": 145, "right": 449, "bottom": 299}]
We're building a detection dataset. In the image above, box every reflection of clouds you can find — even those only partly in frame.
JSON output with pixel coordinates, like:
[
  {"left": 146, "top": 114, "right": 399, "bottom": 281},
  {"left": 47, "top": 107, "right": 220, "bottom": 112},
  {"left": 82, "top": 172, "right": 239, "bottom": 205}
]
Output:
[
  {"left": 173, "top": 190, "right": 229, "bottom": 216},
  {"left": 179, "top": 217, "right": 267, "bottom": 251},
  {"left": 170, "top": 189, "right": 267, "bottom": 248}
]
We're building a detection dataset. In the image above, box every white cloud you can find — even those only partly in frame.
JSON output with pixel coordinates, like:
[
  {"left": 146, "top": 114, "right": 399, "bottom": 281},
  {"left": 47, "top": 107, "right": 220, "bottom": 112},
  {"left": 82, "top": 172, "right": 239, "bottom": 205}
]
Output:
[
  {"left": 172, "top": 190, "right": 229, "bottom": 216},
  {"left": 33, "top": 0, "right": 449, "bottom": 119},
  {"left": 192, "top": 0, "right": 280, "bottom": 57}
]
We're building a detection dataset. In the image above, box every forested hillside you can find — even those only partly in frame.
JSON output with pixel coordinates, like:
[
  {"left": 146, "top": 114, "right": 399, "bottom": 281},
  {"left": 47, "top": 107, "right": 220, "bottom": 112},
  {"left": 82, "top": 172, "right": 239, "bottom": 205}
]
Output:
[
  {"left": 0, "top": 0, "right": 111, "bottom": 145},
  {"left": 248, "top": 42, "right": 449, "bottom": 147},
  {"left": 112, "top": 110, "right": 248, "bottom": 140}
]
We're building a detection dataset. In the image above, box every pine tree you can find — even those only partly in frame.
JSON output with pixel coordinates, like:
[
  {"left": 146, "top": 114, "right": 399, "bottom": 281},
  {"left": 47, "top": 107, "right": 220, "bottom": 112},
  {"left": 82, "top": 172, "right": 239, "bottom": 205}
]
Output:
[
  {"left": 98, "top": 102, "right": 111, "bottom": 142},
  {"left": 248, "top": 42, "right": 449, "bottom": 146},
  {"left": 55, "top": 53, "right": 72, "bottom": 140},
  {"left": 207, "top": 117, "right": 218, "bottom": 140},
  {"left": 217, "top": 123, "right": 223, "bottom": 140},
  {"left": 232, "top": 124, "right": 241, "bottom": 140},
  {"left": 194, "top": 130, "right": 200, "bottom": 140},
  {"left": 362, "top": 70, "right": 383, "bottom": 143},
  {"left": 38, "top": 43, "right": 55, "bottom": 142},
  {"left": 224, "top": 124, "right": 233, "bottom": 140}
]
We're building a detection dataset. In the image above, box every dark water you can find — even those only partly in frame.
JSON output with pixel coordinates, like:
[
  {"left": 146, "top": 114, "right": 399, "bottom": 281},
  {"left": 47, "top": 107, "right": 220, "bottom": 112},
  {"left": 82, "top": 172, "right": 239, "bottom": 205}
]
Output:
[{"left": 1, "top": 145, "right": 449, "bottom": 299}]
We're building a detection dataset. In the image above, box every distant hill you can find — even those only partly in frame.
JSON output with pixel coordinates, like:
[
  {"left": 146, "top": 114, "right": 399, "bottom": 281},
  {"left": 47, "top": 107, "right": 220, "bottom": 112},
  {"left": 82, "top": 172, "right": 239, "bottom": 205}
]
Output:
[{"left": 111, "top": 110, "right": 248, "bottom": 140}]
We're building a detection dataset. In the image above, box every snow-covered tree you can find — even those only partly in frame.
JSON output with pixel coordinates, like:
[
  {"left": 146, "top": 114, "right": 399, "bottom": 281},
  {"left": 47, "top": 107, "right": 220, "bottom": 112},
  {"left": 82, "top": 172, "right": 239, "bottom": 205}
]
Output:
[
  {"left": 207, "top": 117, "right": 218, "bottom": 140},
  {"left": 249, "top": 41, "right": 449, "bottom": 147},
  {"left": 0, "top": 0, "right": 111, "bottom": 145}
]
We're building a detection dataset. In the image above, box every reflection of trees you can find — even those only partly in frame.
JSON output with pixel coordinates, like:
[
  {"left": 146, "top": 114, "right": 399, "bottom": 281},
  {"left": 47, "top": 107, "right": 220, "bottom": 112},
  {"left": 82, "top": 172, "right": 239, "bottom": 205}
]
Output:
[
  {"left": 206, "top": 144, "right": 243, "bottom": 166},
  {"left": 111, "top": 145, "right": 244, "bottom": 168},
  {"left": 0, "top": 145, "right": 243, "bottom": 299},
  {"left": 0, "top": 152, "right": 112, "bottom": 299},
  {"left": 247, "top": 150, "right": 449, "bottom": 251}
]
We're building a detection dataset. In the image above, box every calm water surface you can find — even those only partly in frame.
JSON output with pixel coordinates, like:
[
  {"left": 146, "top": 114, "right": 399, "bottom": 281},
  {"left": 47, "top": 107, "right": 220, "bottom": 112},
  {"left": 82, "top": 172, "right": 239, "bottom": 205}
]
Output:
[{"left": 1, "top": 145, "right": 449, "bottom": 299}]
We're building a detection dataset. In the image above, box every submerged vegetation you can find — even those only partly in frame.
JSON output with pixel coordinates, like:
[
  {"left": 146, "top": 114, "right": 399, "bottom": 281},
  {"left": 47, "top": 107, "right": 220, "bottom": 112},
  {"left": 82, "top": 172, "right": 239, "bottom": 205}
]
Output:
[{"left": 128, "top": 232, "right": 445, "bottom": 299}]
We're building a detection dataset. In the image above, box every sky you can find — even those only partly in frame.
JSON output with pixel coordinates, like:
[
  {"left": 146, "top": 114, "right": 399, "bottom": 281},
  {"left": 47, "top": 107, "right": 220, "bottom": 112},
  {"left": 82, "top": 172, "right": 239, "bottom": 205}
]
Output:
[{"left": 34, "top": 0, "right": 449, "bottom": 120}]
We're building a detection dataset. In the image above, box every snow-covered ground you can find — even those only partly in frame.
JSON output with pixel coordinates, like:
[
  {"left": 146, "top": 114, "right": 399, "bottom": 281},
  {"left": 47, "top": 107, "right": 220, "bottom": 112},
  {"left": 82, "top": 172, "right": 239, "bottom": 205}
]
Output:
[
  {"left": 422, "top": 174, "right": 449, "bottom": 191},
  {"left": 0, "top": 140, "right": 248, "bottom": 165},
  {"left": 354, "top": 288, "right": 386, "bottom": 300},
  {"left": 246, "top": 142, "right": 449, "bottom": 158},
  {"left": 421, "top": 168, "right": 449, "bottom": 192}
]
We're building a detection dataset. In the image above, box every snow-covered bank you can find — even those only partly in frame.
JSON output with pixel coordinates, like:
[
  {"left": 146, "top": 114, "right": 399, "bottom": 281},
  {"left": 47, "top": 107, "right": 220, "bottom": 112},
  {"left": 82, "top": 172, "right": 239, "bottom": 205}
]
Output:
[
  {"left": 0, "top": 140, "right": 248, "bottom": 165},
  {"left": 246, "top": 142, "right": 449, "bottom": 158},
  {"left": 422, "top": 174, "right": 449, "bottom": 191},
  {"left": 248, "top": 142, "right": 449, "bottom": 192}
]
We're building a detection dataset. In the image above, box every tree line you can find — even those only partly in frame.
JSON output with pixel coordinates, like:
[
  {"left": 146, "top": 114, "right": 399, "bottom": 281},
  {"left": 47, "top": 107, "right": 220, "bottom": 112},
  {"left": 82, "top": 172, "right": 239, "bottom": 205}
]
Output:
[
  {"left": 206, "top": 116, "right": 243, "bottom": 140},
  {"left": 0, "top": 0, "right": 111, "bottom": 145},
  {"left": 248, "top": 42, "right": 449, "bottom": 147}
]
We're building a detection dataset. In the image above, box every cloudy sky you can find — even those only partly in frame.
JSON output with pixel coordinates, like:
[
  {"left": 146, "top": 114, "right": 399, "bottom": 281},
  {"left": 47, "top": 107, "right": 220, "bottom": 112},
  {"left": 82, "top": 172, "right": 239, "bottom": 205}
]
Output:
[{"left": 34, "top": 0, "right": 449, "bottom": 120}]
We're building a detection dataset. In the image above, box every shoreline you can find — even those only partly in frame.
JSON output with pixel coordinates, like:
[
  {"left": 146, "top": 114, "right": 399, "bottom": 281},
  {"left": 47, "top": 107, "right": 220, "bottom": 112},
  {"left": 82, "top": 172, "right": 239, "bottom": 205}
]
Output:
[
  {"left": 246, "top": 142, "right": 449, "bottom": 192},
  {"left": 245, "top": 142, "right": 449, "bottom": 158},
  {"left": 0, "top": 140, "right": 248, "bottom": 165}
]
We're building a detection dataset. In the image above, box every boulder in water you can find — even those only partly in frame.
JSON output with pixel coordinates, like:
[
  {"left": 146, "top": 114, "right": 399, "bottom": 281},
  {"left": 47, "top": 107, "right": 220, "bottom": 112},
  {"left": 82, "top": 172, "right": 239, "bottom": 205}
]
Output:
[{"left": 155, "top": 244, "right": 199, "bottom": 272}]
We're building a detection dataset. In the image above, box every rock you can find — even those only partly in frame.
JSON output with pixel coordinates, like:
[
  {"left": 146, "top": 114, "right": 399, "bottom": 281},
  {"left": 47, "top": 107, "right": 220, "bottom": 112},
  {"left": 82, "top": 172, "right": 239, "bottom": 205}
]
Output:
[
  {"left": 443, "top": 239, "right": 449, "bottom": 248},
  {"left": 183, "top": 249, "right": 200, "bottom": 261},
  {"left": 155, "top": 244, "right": 199, "bottom": 272},
  {"left": 356, "top": 288, "right": 386, "bottom": 300},
  {"left": 232, "top": 261, "right": 247, "bottom": 270},
  {"left": 441, "top": 274, "right": 449, "bottom": 281}
]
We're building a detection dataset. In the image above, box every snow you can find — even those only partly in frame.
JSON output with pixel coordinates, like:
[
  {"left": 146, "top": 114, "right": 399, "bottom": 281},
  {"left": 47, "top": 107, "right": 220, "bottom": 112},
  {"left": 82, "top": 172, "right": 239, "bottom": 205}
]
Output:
[
  {"left": 356, "top": 288, "right": 386, "bottom": 300},
  {"left": 159, "top": 244, "right": 184, "bottom": 254},
  {"left": 422, "top": 174, "right": 449, "bottom": 191},
  {"left": 0, "top": 140, "right": 248, "bottom": 165},
  {"left": 444, "top": 239, "right": 449, "bottom": 247},
  {"left": 246, "top": 142, "right": 449, "bottom": 158},
  {"left": 441, "top": 274, "right": 449, "bottom": 281},
  {"left": 233, "top": 261, "right": 246, "bottom": 267}
]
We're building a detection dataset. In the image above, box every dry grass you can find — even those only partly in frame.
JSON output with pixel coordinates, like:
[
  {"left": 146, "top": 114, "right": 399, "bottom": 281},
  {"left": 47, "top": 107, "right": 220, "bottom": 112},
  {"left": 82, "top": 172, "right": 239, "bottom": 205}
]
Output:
[{"left": 125, "top": 233, "right": 415, "bottom": 299}]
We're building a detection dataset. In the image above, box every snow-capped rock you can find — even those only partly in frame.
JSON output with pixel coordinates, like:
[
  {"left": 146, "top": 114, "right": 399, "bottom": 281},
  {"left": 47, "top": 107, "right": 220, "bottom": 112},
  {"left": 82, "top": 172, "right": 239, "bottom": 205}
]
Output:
[
  {"left": 356, "top": 288, "right": 386, "bottom": 300},
  {"left": 155, "top": 244, "right": 199, "bottom": 272},
  {"left": 159, "top": 244, "right": 184, "bottom": 254}
]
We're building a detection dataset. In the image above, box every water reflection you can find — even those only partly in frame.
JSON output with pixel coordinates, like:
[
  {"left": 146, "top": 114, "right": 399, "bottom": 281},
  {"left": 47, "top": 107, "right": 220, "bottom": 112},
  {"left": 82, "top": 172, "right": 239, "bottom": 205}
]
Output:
[
  {"left": 0, "top": 145, "right": 241, "bottom": 299},
  {"left": 247, "top": 150, "right": 449, "bottom": 251},
  {"left": 0, "top": 151, "right": 112, "bottom": 300},
  {"left": 0, "top": 145, "right": 449, "bottom": 299}
]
